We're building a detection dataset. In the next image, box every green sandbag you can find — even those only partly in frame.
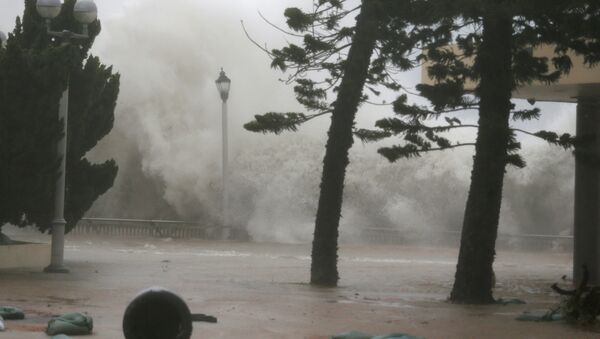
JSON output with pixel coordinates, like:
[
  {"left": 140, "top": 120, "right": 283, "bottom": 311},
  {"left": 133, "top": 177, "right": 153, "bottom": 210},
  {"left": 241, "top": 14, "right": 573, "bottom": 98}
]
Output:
[
  {"left": 332, "top": 331, "right": 423, "bottom": 339},
  {"left": 46, "top": 313, "right": 93, "bottom": 336},
  {"left": 0, "top": 306, "right": 25, "bottom": 320},
  {"left": 51, "top": 335, "right": 71, "bottom": 339}
]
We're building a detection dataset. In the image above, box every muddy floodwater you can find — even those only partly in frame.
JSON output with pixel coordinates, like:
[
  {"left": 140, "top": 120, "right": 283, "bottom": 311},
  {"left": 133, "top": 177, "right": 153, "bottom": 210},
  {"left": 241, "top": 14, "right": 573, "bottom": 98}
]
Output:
[{"left": 0, "top": 234, "right": 598, "bottom": 338}]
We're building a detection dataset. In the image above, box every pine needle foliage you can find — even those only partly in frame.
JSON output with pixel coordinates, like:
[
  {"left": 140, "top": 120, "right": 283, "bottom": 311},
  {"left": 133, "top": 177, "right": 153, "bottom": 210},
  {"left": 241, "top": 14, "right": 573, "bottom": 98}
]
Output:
[
  {"left": 243, "top": 0, "right": 436, "bottom": 134},
  {"left": 360, "top": 1, "right": 600, "bottom": 167}
]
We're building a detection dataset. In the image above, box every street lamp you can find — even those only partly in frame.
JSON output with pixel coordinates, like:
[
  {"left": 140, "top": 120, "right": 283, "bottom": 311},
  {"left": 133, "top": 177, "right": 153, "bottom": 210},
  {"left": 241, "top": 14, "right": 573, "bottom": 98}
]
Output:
[
  {"left": 215, "top": 68, "right": 231, "bottom": 227},
  {"left": 37, "top": 0, "right": 98, "bottom": 274}
]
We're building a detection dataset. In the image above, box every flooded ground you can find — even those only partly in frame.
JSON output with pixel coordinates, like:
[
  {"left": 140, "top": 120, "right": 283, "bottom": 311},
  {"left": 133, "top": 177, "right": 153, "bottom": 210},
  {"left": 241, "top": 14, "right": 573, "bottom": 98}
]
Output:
[{"left": 0, "top": 234, "right": 598, "bottom": 338}]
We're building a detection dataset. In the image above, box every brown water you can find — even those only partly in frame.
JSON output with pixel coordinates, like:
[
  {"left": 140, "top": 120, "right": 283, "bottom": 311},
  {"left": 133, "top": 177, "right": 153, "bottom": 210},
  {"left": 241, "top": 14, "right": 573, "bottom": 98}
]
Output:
[{"left": 0, "top": 235, "right": 597, "bottom": 338}]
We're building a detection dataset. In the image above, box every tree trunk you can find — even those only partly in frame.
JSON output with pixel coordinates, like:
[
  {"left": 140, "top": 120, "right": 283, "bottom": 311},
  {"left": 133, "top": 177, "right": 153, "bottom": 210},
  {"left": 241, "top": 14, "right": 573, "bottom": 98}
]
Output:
[
  {"left": 450, "top": 7, "right": 513, "bottom": 303},
  {"left": 310, "top": 0, "right": 381, "bottom": 286}
]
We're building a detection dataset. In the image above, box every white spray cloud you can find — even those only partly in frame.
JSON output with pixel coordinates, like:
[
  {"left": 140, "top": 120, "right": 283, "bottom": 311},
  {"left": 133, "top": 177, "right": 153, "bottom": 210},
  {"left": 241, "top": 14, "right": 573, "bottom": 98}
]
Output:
[{"left": 78, "top": 0, "right": 578, "bottom": 243}]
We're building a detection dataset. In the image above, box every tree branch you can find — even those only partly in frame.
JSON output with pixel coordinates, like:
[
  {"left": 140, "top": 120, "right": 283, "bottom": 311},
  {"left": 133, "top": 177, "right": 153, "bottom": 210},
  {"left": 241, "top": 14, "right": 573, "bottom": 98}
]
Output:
[
  {"left": 241, "top": 20, "right": 272, "bottom": 55},
  {"left": 258, "top": 11, "right": 305, "bottom": 38}
]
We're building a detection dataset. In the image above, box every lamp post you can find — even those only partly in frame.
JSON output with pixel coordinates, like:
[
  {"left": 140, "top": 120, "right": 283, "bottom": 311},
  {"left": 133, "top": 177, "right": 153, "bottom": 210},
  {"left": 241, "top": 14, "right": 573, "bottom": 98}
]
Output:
[
  {"left": 37, "top": 0, "right": 98, "bottom": 273},
  {"left": 215, "top": 68, "right": 231, "bottom": 227}
]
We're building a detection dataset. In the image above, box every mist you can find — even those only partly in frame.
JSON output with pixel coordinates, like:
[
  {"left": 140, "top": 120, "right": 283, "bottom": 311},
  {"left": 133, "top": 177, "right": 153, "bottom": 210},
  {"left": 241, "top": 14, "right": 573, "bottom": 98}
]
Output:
[{"left": 69, "top": 0, "right": 579, "bottom": 243}]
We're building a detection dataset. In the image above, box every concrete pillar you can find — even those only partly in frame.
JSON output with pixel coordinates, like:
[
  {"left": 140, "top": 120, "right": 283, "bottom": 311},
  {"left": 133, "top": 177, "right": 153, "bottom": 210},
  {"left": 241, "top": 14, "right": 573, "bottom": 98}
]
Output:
[{"left": 574, "top": 97, "right": 600, "bottom": 285}]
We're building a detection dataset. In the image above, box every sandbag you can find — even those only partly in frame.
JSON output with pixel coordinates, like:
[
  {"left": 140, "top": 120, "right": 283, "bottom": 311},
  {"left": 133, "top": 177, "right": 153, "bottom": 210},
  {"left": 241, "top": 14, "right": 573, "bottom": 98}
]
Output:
[
  {"left": 0, "top": 306, "right": 25, "bottom": 320},
  {"left": 46, "top": 313, "right": 93, "bottom": 336}
]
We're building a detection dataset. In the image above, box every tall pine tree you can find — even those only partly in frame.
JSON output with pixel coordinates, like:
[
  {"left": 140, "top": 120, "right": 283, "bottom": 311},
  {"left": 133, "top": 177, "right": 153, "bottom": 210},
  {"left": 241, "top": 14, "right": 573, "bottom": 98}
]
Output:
[
  {"left": 244, "top": 0, "right": 431, "bottom": 286},
  {"left": 362, "top": 0, "right": 600, "bottom": 303}
]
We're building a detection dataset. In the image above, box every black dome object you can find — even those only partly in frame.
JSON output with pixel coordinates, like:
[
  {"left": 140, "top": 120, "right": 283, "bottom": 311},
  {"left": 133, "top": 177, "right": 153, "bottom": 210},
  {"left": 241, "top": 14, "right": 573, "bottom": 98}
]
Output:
[{"left": 123, "top": 287, "right": 193, "bottom": 339}]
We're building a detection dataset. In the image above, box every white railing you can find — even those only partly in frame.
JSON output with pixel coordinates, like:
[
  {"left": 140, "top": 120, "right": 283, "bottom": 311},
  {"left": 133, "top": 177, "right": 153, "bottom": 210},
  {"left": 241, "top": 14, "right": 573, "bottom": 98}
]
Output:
[
  {"left": 72, "top": 218, "right": 222, "bottom": 239},
  {"left": 64, "top": 219, "right": 573, "bottom": 250}
]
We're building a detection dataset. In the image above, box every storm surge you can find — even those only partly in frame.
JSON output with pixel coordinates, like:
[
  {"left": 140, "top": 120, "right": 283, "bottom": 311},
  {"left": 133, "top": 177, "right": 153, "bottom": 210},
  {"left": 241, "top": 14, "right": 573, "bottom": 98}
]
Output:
[{"left": 85, "top": 0, "right": 576, "bottom": 243}]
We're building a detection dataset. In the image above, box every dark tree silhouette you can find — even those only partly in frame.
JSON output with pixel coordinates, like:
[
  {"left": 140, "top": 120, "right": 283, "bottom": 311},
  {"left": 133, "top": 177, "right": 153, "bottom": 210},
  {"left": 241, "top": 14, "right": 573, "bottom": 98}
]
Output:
[
  {"left": 0, "top": 0, "right": 119, "bottom": 234},
  {"left": 0, "top": 23, "right": 68, "bottom": 231}
]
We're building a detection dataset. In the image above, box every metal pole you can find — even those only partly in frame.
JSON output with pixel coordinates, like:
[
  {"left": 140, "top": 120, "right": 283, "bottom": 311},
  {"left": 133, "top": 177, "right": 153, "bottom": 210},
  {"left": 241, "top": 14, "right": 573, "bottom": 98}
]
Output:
[
  {"left": 44, "top": 80, "right": 70, "bottom": 274},
  {"left": 222, "top": 99, "right": 228, "bottom": 227}
]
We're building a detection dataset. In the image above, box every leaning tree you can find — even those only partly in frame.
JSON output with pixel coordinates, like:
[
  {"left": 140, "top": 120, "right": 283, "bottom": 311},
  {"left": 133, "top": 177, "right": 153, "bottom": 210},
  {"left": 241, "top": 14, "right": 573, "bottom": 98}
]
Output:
[
  {"left": 243, "top": 0, "right": 443, "bottom": 286},
  {"left": 361, "top": 0, "right": 600, "bottom": 303}
]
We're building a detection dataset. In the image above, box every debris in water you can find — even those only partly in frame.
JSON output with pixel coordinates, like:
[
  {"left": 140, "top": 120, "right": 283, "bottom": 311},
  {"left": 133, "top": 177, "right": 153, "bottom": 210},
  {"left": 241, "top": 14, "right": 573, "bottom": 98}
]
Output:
[
  {"left": 191, "top": 313, "right": 217, "bottom": 323},
  {"left": 495, "top": 298, "right": 527, "bottom": 305},
  {"left": 552, "top": 265, "right": 600, "bottom": 324},
  {"left": 515, "top": 309, "right": 563, "bottom": 322}
]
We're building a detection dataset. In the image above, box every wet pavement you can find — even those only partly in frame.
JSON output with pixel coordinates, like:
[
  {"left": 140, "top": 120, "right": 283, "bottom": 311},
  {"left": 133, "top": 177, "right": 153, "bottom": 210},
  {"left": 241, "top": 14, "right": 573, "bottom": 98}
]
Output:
[{"left": 0, "top": 235, "right": 598, "bottom": 338}]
